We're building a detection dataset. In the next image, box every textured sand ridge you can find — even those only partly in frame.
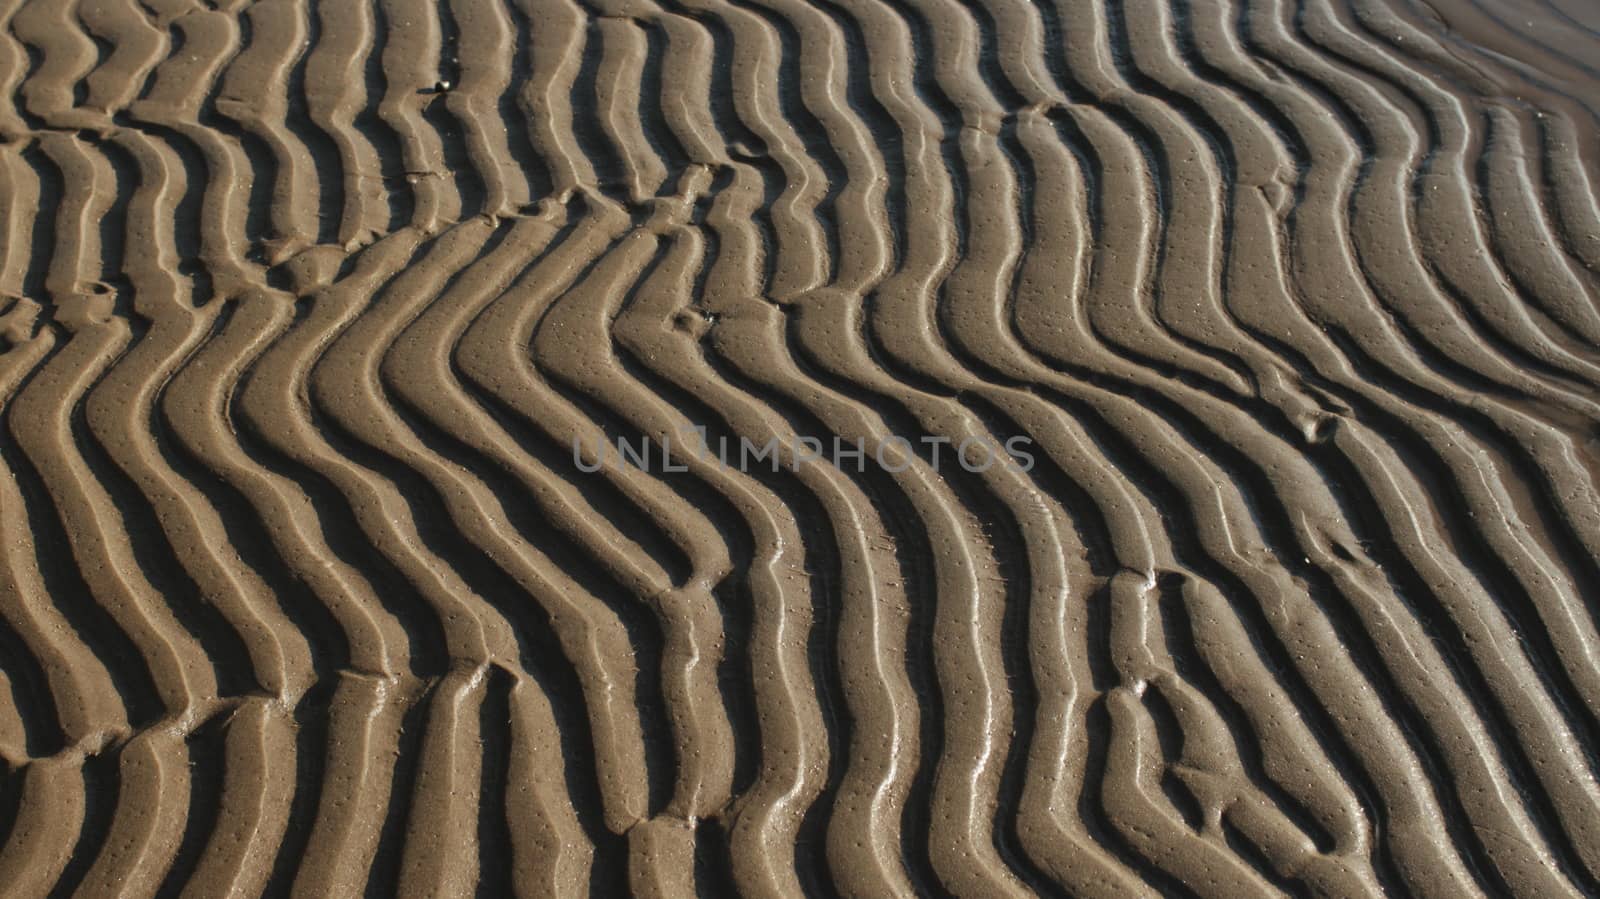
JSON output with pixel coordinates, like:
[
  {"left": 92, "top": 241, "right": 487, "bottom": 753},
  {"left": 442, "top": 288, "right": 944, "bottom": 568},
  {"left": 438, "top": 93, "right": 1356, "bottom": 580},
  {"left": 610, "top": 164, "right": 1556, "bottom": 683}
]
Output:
[{"left": 0, "top": 0, "right": 1598, "bottom": 895}]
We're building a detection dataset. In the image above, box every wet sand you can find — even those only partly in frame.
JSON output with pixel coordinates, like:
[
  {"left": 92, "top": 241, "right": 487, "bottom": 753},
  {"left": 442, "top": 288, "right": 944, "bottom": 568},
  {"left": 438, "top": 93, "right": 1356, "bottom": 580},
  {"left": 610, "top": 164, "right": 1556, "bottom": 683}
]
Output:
[{"left": 0, "top": 0, "right": 1598, "bottom": 895}]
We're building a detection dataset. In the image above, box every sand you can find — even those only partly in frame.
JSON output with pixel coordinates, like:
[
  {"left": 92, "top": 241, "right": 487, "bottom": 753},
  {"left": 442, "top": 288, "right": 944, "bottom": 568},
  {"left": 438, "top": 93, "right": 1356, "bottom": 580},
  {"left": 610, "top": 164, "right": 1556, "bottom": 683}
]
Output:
[{"left": 0, "top": 0, "right": 1597, "bottom": 895}]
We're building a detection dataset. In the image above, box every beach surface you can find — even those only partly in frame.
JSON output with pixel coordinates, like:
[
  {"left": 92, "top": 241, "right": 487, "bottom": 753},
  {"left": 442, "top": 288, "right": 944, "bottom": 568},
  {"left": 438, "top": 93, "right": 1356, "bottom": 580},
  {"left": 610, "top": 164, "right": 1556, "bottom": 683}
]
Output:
[{"left": 0, "top": 0, "right": 1598, "bottom": 895}]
